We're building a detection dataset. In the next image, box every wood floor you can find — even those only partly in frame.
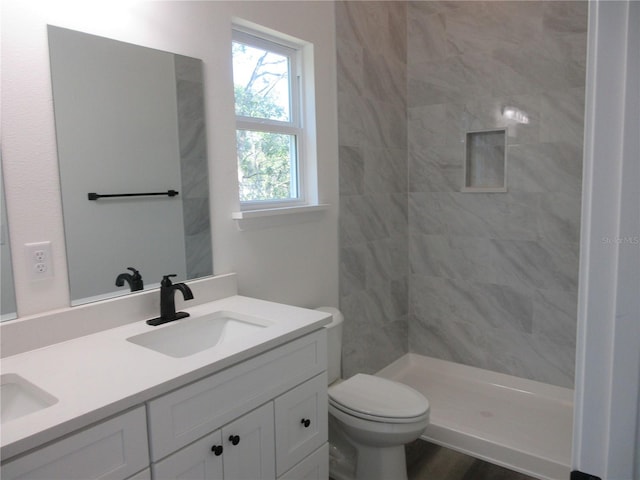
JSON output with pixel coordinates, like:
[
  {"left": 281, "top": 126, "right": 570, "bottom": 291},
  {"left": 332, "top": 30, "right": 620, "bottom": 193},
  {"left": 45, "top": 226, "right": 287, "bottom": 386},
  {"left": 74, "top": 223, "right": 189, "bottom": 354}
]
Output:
[{"left": 406, "top": 440, "right": 538, "bottom": 480}]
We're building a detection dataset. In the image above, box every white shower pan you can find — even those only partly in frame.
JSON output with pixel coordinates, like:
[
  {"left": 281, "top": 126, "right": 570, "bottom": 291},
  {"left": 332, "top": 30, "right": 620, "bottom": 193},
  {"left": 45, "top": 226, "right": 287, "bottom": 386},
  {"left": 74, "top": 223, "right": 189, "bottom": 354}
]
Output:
[{"left": 376, "top": 354, "right": 573, "bottom": 480}]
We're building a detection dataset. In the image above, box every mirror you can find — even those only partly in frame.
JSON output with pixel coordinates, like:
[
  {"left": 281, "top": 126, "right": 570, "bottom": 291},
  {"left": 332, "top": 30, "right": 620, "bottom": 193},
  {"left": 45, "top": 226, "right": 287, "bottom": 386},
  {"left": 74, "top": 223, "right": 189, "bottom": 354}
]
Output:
[
  {"left": 48, "top": 26, "right": 212, "bottom": 305},
  {"left": 1, "top": 160, "right": 17, "bottom": 321}
]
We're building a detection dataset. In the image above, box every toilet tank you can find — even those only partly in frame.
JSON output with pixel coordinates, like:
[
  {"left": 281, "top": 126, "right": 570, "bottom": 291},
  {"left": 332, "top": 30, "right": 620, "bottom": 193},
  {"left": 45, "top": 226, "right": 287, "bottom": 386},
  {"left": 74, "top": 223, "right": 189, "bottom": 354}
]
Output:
[{"left": 316, "top": 307, "right": 343, "bottom": 384}]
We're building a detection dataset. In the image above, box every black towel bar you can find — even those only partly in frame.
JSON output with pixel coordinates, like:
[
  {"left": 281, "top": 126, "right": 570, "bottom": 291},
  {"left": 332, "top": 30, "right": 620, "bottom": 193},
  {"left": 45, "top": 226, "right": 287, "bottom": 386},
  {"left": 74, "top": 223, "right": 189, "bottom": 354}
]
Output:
[{"left": 88, "top": 190, "right": 179, "bottom": 201}]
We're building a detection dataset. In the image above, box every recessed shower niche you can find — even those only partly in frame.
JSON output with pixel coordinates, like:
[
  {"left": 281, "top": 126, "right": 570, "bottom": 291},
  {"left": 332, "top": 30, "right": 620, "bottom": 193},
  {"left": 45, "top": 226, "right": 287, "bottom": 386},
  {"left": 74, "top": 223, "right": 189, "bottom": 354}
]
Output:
[{"left": 463, "top": 129, "right": 507, "bottom": 192}]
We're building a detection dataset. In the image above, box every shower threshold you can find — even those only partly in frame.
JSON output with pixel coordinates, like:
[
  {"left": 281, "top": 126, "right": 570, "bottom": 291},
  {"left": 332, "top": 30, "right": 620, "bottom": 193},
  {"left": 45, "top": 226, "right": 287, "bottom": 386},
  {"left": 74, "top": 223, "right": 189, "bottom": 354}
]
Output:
[{"left": 376, "top": 354, "right": 573, "bottom": 480}]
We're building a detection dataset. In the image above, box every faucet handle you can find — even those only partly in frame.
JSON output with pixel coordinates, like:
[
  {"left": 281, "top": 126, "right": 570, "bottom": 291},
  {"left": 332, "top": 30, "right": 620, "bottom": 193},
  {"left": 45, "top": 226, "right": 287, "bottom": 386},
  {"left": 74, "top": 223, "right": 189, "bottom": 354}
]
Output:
[{"left": 161, "top": 274, "right": 177, "bottom": 287}]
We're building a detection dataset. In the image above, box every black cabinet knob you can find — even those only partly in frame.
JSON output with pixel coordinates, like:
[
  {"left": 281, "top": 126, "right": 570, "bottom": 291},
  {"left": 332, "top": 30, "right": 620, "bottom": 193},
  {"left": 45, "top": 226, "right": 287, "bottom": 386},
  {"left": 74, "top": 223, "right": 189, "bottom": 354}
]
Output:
[
  {"left": 211, "top": 445, "right": 223, "bottom": 456},
  {"left": 229, "top": 435, "right": 240, "bottom": 445},
  {"left": 301, "top": 418, "right": 311, "bottom": 428}
]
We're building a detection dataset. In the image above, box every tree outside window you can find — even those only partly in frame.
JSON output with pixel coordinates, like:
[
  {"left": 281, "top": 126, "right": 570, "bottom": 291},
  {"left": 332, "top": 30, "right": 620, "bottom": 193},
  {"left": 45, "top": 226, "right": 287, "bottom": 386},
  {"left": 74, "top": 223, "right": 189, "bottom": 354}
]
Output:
[{"left": 232, "top": 33, "right": 301, "bottom": 204}]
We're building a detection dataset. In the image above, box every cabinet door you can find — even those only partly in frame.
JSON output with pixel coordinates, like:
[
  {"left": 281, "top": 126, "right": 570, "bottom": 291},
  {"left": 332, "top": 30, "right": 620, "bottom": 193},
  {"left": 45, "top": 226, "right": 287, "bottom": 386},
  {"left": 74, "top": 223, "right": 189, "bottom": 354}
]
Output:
[
  {"left": 152, "top": 430, "right": 223, "bottom": 480},
  {"left": 274, "top": 373, "right": 328, "bottom": 475},
  {"left": 222, "top": 403, "right": 275, "bottom": 480}
]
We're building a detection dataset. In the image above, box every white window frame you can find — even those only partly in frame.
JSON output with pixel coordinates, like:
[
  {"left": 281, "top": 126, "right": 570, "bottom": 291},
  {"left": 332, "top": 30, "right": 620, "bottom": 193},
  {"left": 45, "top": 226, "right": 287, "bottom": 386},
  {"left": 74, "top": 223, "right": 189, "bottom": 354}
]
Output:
[{"left": 232, "top": 28, "right": 307, "bottom": 211}]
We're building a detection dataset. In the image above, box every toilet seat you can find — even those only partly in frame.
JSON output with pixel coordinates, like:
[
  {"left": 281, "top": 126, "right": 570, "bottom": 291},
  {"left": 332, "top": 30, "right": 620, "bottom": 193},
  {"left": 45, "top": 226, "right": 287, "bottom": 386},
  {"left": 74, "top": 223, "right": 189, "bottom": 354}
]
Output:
[{"left": 328, "top": 374, "right": 429, "bottom": 424}]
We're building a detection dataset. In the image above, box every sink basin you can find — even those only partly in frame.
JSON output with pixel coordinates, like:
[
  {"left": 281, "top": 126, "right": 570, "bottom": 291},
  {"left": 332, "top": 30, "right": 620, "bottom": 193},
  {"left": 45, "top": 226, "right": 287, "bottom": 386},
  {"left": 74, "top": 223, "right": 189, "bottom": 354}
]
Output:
[
  {"left": 127, "top": 311, "right": 272, "bottom": 358},
  {"left": 1, "top": 374, "right": 58, "bottom": 424}
]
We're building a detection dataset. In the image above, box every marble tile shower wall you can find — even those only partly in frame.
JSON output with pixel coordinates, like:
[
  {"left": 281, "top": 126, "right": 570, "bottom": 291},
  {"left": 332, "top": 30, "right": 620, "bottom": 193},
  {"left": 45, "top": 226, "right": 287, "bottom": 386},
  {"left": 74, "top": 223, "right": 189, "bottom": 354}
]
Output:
[
  {"left": 336, "top": 1, "right": 409, "bottom": 377},
  {"left": 407, "top": 1, "right": 587, "bottom": 388}
]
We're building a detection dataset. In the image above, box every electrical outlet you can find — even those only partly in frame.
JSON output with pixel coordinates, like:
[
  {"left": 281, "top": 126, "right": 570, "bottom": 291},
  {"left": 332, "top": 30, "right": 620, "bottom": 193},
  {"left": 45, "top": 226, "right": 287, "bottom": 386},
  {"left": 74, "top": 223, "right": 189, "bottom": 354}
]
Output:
[{"left": 25, "top": 241, "right": 54, "bottom": 280}]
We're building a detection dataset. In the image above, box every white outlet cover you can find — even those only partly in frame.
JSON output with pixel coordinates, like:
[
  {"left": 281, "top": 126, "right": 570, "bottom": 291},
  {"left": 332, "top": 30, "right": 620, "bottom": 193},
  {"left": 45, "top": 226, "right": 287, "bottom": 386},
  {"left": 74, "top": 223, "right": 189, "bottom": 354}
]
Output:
[{"left": 25, "top": 241, "right": 54, "bottom": 281}]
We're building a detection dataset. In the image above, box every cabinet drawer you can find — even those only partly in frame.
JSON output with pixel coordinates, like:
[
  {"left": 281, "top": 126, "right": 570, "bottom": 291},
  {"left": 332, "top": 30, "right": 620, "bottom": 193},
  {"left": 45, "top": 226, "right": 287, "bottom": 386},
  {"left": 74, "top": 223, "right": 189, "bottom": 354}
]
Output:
[
  {"left": 278, "top": 444, "right": 329, "bottom": 480},
  {"left": 147, "top": 330, "right": 326, "bottom": 460},
  {"left": 1, "top": 406, "right": 149, "bottom": 480},
  {"left": 274, "top": 373, "right": 328, "bottom": 475}
]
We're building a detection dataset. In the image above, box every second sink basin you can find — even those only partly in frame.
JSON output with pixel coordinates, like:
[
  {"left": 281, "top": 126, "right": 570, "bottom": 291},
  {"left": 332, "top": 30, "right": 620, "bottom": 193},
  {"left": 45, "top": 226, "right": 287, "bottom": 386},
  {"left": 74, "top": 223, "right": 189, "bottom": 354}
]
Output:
[
  {"left": 127, "top": 311, "right": 272, "bottom": 358},
  {"left": 1, "top": 374, "right": 58, "bottom": 424}
]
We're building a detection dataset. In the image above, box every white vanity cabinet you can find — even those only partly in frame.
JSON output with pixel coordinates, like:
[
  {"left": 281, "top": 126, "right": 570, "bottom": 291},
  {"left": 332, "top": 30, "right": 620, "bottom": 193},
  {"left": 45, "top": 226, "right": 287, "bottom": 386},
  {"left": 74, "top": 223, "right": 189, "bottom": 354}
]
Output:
[
  {"left": 0, "top": 326, "right": 329, "bottom": 480},
  {"left": 1, "top": 406, "right": 149, "bottom": 480},
  {"left": 147, "top": 330, "right": 328, "bottom": 480}
]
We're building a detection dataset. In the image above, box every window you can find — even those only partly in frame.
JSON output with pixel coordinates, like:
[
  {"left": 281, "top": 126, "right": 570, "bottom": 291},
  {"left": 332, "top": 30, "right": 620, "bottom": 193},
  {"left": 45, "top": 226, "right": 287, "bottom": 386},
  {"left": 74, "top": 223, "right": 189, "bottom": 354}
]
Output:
[{"left": 232, "top": 29, "right": 304, "bottom": 208}]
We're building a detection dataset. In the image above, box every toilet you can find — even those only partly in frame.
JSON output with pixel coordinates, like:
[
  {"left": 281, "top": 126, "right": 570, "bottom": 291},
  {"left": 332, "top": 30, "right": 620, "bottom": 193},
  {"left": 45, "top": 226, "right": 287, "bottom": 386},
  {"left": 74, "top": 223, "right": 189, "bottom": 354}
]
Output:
[{"left": 318, "top": 307, "right": 430, "bottom": 480}]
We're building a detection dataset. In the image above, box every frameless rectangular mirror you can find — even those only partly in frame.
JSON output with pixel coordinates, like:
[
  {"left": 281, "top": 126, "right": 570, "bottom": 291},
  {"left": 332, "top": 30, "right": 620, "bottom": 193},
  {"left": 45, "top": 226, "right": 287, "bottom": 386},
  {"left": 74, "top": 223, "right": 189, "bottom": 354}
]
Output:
[{"left": 48, "top": 26, "right": 212, "bottom": 305}]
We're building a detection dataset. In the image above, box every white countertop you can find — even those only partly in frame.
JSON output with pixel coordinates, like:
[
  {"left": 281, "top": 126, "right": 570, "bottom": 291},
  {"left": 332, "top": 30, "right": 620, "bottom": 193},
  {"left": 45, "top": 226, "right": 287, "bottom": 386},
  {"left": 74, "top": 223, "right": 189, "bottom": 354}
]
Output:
[{"left": 0, "top": 295, "right": 331, "bottom": 461}]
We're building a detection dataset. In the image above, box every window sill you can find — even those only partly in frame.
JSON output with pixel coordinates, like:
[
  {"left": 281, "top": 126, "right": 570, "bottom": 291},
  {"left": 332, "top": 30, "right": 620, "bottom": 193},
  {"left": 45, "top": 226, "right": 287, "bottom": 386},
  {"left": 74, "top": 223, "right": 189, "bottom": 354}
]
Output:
[{"left": 232, "top": 204, "right": 330, "bottom": 230}]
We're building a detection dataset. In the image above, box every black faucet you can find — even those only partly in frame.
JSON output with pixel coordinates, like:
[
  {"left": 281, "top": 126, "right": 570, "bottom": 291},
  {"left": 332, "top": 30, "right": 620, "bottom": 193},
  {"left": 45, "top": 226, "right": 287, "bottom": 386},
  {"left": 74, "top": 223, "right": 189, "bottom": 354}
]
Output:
[
  {"left": 147, "top": 274, "right": 194, "bottom": 326},
  {"left": 115, "top": 267, "right": 144, "bottom": 292}
]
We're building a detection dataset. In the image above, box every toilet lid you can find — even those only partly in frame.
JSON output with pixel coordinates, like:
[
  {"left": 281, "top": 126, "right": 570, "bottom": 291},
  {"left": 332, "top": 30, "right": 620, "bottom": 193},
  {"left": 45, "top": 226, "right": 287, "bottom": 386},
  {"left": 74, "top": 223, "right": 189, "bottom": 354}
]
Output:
[{"left": 328, "top": 374, "right": 429, "bottom": 420}]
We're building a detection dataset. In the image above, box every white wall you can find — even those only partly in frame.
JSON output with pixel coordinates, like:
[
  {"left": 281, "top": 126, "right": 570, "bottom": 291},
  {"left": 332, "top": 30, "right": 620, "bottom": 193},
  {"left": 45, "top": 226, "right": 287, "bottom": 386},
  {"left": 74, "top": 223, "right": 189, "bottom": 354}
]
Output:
[
  {"left": 572, "top": 1, "right": 640, "bottom": 478},
  {"left": 1, "top": 0, "right": 339, "bottom": 317}
]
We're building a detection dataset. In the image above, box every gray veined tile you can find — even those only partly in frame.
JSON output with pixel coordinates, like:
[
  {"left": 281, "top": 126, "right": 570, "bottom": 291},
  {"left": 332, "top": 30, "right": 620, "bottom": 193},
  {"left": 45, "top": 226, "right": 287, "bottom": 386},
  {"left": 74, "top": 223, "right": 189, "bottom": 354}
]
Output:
[
  {"left": 507, "top": 142, "right": 583, "bottom": 195},
  {"left": 408, "top": 103, "right": 462, "bottom": 148},
  {"left": 539, "top": 88, "right": 586, "bottom": 146},
  {"left": 361, "top": 97, "right": 406, "bottom": 149},
  {"left": 363, "top": 48, "right": 406, "bottom": 108},
  {"left": 481, "top": 328, "right": 574, "bottom": 388},
  {"left": 180, "top": 155, "right": 209, "bottom": 199},
  {"left": 407, "top": 10, "right": 451, "bottom": 62},
  {"left": 336, "top": 1, "right": 406, "bottom": 68},
  {"left": 408, "top": 193, "right": 449, "bottom": 235},
  {"left": 538, "top": 192, "right": 582, "bottom": 244},
  {"left": 335, "top": 1, "right": 384, "bottom": 55},
  {"left": 437, "top": 192, "right": 514, "bottom": 239},
  {"left": 365, "top": 237, "right": 408, "bottom": 289},
  {"left": 337, "top": 92, "right": 366, "bottom": 148},
  {"left": 391, "top": 276, "right": 409, "bottom": 317},
  {"left": 339, "top": 146, "right": 364, "bottom": 196},
  {"left": 497, "top": 193, "right": 540, "bottom": 242},
  {"left": 409, "top": 233, "right": 496, "bottom": 284},
  {"left": 532, "top": 288, "right": 578, "bottom": 349},
  {"left": 183, "top": 197, "right": 210, "bottom": 235},
  {"left": 409, "top": 144, "right": 465, "bottom": 193},
  {"left": 363, "top": 146, "right": 407, "bottom": 195},
  {"left": 542, "top": 1, "right": 588, "bottom": 35},
  {"left": 489, "top": 238, "right": 579, "bottom": 292},
  {"left": 408, "top": 308, "right": 490, "bottom": 368},
  {"left": 444, "top": 1, "right": 544, "bottom": 56},
  {"left": 174, "top": 55, "right": 204, "bottom": 83},
  {"left": 408, "top": 56, "right": 480, "bottom": 107},
  {"left": 409, "top": 269, "right": 533, "bottom": 333},
  {"left": 339, "top": 195, "right": 390, "bottom": 247},
  {"left": 340, "top": 244, "right": 367, "bottom": 296},
  {"left": 336, "top": 39, "right": 363, "bottom": 96},
  {"left": 176, "top": 80, "right": 207, "bottom": 162},
  {"left": 387, "top": 1, "right": 408, "bottom": 65},
  {"left": 371, "top": 193, "right": 409, "bottom": 237},
  {"left": 492, "top": 36, "right": 587, "bottom": 94},
  {"left": 407, "top": 0, "right": 465, "bottom": 18},
  {"left": 185, "top": 231, "right": 213, "bottom": 278}
]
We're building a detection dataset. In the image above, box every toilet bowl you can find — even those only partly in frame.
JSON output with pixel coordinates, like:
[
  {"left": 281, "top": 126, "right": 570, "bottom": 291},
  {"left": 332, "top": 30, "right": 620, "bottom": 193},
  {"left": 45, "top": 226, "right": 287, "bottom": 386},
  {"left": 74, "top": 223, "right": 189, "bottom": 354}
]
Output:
[{"left": 318, "top": 307, "right": 430, "bottom": 480}]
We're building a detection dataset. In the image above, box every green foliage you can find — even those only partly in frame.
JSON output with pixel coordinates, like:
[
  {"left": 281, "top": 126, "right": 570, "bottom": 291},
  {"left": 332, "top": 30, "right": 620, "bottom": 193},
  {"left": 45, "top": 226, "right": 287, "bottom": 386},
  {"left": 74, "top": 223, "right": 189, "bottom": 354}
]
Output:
[{"left": 236, "top": 129, "right": 293, "bottom": 202}]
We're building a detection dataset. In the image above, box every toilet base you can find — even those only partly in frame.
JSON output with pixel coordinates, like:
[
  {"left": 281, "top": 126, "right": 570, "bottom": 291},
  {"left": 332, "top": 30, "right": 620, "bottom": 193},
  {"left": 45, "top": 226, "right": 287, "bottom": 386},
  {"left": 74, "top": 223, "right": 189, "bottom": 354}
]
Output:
[
  {"left": 329, "top": 414, "right": 415, "bottom": 480},
  {"left": 354, "top": 444, "right": 407, "bottom": 480}
]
